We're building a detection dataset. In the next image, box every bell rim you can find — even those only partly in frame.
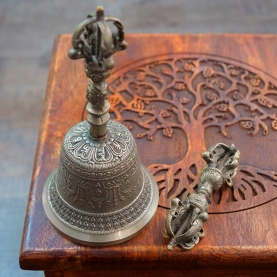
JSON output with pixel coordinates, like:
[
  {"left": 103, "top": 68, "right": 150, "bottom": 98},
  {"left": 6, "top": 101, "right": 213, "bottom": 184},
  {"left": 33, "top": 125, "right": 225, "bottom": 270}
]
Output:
[{"left": 42, "top": 164, "right": 159, "bottom": 246}]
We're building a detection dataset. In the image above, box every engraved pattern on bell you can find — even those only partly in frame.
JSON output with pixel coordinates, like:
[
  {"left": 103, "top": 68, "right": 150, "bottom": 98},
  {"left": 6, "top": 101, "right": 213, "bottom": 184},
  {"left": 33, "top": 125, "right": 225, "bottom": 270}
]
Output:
[
  {"left": 48, "top": 166, "right": 153, "bottom": 234},
  {"left": 55, "top": 121, "right": 144, "bottom": 214},
  {"left": 63, "top": 121, "right": 132, "bottom": 168}
]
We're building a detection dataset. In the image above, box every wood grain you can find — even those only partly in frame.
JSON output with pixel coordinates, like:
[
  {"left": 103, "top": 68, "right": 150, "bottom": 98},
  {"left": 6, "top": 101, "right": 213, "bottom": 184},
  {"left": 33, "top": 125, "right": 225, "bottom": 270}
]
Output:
[
  {"left": 44, "top": 269, "right": 277, "bottom": 277},
  {"left": 20, "top": 34, "right": 277, "bottom": 276}
]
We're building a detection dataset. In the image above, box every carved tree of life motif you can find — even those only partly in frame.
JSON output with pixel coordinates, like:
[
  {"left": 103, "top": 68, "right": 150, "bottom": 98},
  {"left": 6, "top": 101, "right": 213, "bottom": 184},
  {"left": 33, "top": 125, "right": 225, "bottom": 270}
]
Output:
[{"left": 106, "top": 55, "right": 277, "bottom": 210}]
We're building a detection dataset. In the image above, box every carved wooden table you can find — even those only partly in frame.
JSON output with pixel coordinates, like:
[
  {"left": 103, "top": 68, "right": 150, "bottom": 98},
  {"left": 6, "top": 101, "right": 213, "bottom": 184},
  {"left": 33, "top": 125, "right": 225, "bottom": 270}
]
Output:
[{"left": 20, "top": 34, "right": 277, "bottom": 276}]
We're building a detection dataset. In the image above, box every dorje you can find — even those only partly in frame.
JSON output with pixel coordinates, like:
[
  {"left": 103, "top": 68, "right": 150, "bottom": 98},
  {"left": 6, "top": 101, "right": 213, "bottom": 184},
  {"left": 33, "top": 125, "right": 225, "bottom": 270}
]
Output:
[
  {"left": 165, "top": 143, "right": 240, "bottom": 250},
  {"left": 42, "top": 6, "right": 159, "bottom": 246}
]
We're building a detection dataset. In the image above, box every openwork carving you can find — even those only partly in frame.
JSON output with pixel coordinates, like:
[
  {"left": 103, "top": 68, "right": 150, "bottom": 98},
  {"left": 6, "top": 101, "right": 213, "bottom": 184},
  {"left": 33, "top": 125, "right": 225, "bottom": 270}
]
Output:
[{"left": 101, "top": 54, "right": 277, "bottom": 212}]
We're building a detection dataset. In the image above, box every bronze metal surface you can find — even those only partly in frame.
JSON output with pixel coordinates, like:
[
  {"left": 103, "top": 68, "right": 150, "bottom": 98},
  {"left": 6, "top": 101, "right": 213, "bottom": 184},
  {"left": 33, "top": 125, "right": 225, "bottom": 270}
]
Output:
[
  {"left": 42, "top": 6, "right": 158, "bottom": 246},
  {"left": 165, "top": 143, "right": 240, "bottom": 250},
  {"left": 68, "top": 5, "right": 127, "bottom": 139}
]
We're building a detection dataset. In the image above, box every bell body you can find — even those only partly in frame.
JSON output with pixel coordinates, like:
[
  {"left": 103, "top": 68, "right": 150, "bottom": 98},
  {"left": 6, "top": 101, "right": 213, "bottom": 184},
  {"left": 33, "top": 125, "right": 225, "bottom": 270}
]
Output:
[{"left": 43, "top": 120, "right": 159, "bottom": 245}]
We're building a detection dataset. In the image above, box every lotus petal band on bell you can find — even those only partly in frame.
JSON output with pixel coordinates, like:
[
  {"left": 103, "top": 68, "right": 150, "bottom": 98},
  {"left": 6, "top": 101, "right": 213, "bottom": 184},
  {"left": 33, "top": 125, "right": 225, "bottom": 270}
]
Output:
[{"left": 42, "top": 6, "right": 159, "bottom": 246}]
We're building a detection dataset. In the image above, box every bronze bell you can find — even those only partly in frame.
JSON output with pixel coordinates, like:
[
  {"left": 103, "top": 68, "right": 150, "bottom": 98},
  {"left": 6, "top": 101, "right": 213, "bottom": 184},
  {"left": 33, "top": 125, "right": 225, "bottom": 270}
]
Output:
[{"left": 42, "top": 6, "right": 159, "bottom": 246}]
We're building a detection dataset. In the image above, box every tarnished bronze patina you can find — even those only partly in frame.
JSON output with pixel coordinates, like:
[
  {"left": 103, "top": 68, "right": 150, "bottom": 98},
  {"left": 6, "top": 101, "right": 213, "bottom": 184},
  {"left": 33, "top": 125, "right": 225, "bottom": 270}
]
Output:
[
  {"left": 68, "top": 5, "right": 127, "bottom": 139},
  {"left": 165, "top": 143, "right": 240, "bottom": 250},
  {"left": 42, "top": 6, "right": 158, "bottom": 246}
]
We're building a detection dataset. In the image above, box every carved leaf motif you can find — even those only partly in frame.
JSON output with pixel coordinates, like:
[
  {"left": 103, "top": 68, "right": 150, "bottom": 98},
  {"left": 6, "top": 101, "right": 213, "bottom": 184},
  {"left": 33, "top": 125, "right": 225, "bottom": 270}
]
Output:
[
  {"left": 240, "top": 120, "right": 254, "bottom": 130},
  {"left": 145, "top": 89, "right": 156, "bottom": 97},
  {"left": 179, "top": 97, "right": 190, "bottom": 104},
  {"left": 210, "top": 79, "right": 225, "bottom": 89},
  {"left": 216, "top": 103, "right": 229, "bottom": 112},
  {"left": 158, "top": 109, "right": 171, "bottom": 118},
  {"left": 258, "top": 97, "right": 273, "bottom": 108},
  {"left": 174, "top": 82, "right": 186, "bottom": 90},
  {"left": 163, "top": 126, "right": 173, "bottom": 138},
  {"left": 136, "top": 72, "right": 146, "bottom": 81},
  {"left": 161, "top": 66, "right": 172, "bottom": 75},
  {"left": 250, "top": 75, "right": 261, "bottom": 87},
  {"left": 184, "top": 63, "right": 194, "bottom": 72},
  {"left": 233, "top": 91, "right": 244, "bottom": 100},
  {"left": 272, "top": 119, "right": 277, "bottom": 130},
  {"left": 229, "top": 66, "right": 240, "bottom": 76},
  {"left": 207, "top": 91, "right": 219, "bottom": 101},
  {"left": 203, "top": 67, "right": 215, "bottom": 78},
  {"left": 132, "top": 99, "right": 145, "bottom": 111}
]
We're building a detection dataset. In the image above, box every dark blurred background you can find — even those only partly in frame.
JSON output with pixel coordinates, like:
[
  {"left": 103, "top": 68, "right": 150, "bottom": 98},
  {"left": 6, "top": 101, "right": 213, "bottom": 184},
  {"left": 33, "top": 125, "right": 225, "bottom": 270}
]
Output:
[{"left": 1, "top": 0, "right": 277, "bottom": 276}]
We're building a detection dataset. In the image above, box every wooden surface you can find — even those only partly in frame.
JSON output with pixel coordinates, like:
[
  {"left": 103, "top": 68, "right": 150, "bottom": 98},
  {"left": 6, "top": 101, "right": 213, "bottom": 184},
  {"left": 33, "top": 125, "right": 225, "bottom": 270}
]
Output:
[
  {"left": 4, "top": 2, "right": 277, "bottom": 277},
  {"left": 20, "top": 34, "right": 277, "bottom": 276},
  {"left": 43, "top": 269, "right": 277, "bottom": 277}
]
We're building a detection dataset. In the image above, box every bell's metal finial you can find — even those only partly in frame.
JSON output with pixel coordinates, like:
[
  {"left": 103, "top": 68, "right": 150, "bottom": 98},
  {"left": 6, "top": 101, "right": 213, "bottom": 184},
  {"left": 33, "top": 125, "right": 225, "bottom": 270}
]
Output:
[
  {"left": 42, "top": 6, "right": 158, "bottom": 246},
  {"left": 68, "top": 5, "right": 127, "bottom": 139}
]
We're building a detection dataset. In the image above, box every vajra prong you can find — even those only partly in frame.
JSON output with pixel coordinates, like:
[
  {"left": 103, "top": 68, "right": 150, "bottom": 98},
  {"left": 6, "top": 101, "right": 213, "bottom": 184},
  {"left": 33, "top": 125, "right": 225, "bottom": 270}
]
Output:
[{"left": 165, "top": 143, "right": 240, "bottom": 250}]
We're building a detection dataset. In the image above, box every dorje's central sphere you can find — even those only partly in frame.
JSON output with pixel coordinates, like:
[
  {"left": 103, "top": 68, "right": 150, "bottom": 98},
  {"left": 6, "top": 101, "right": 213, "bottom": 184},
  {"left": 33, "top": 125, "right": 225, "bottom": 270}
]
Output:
[{"left": 43, "top": 121, "right": 159, "bottom": 245}]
